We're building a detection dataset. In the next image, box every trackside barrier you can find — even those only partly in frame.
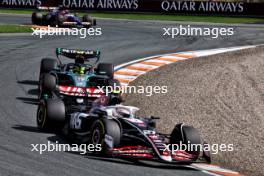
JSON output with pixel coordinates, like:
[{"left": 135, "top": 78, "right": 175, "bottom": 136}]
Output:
[{"left": 0, "top": 0, "right": 264, "bottom": 16}]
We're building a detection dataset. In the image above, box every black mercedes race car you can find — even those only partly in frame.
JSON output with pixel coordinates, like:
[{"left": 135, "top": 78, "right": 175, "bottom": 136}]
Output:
[
  {"left": 36, "top": 96, "right": 211, "bottom": 164},
  {"left": 32, "top": 6, "right": 96, "bottom": 27},
  {"left": 38, "top": 48, "right": 121, "bottom": 114}
]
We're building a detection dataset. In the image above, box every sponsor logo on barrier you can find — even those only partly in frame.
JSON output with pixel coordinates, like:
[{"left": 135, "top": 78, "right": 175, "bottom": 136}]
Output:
[
  {"left": 63, "top": 0, "right": 139, "bottom": 9},
  {"left": 161, "top": 1, "right": 244, "bottom": 13},
  {"left": 1, "top": 0, "right": 41, "bottom": 6},
  {"left": 0, "top": 0, "right": 263, "bottom": 16}
]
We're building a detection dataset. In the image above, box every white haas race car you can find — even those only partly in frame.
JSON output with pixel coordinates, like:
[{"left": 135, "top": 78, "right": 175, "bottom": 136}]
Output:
[{"left": 37, "top": 96, "right": 211, "bottom": 164}]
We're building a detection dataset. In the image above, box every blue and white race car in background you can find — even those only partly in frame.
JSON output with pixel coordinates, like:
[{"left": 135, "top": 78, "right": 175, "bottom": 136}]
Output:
[{"left": 32, "top": 6, "right": 96, "bottom": 27}]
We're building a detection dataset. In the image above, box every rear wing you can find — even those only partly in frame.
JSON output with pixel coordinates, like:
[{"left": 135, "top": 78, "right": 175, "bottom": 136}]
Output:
[{"left": 56, "top": 48, "right": 101, "bottom": 64}]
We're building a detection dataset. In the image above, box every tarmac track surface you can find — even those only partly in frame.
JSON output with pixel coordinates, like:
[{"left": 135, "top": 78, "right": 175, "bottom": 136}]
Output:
[{"left": 0, "top": 14, "right": 264, "bottom": 176}]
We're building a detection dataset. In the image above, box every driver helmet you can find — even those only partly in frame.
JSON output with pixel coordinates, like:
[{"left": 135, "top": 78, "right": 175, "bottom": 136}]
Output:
[
  {"left": 115, "top": 107, "right": 130, "bottom": 118},
  {"left": 74, "top": 65, "right": 86, "bottom": 75}
]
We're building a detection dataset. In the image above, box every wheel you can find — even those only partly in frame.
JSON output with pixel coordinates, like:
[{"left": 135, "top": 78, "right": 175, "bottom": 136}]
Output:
[
  {"left": 32, "top": 12, "right": 43, "bottom": 25},
  {"left": 37, "top": 101, "right": 50, "bottom": 129},
  {"left": 37, "top": 99, "right": 65, "bottom": 130},
  {"left": 39, "top": 58, "right": 58, "bottom": 91},
  {"left": 42, "top": 73, "right": 57, "bottom": 91},
  {"left": 39, "top": 73, "right": 57, "bottom": 99},
  {"left": 39, "top": 58, "right": 58, "bottom": 80},
  {"left": 82, "top": 15, "right": 94, "bottom": 26},
  {"left": 90, "top": 119, "right": 121, "bottom": 153},
  {"left": 170, "top": 123, "right": 201, "bottom": 159},
  {"left": 97, "top": 63, "right": 114, "bottom": 79}
]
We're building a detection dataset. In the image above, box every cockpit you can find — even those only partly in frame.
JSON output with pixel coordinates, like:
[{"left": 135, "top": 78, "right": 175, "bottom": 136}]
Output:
[{"left": 104, "top": 105, "right": 140, "bottom": 119}]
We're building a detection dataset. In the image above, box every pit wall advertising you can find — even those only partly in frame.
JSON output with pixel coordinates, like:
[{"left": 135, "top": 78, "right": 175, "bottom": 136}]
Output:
[{"left": 0, "top": 0, "right": 263, "bottom": 16}]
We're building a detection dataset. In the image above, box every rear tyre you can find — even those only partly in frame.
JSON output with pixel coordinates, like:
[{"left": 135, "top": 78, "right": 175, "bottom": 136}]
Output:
[
  {"left": 32, "top": 12, "right": 43, "bottom": 25},
  {"left": 170, "top": 123, "right": 201, "bottom": 160},
  {"left": 97, "top": 63, "right": 114, "bottom": 79},
  {"left": 37, "top": 99, "right": 65, "bottom": 130},
  {"left": 90, "top": 119, "right": 121, "bottom": 153}
]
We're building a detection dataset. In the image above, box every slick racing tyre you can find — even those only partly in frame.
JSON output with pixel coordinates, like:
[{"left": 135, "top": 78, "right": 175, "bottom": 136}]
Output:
[
  {"left": 32, "top": 12, "right": 43, "bottom": 25},
  {"left": 39, "top": 58, "right": 58, "bottom": 93},
  {"left": 97, "top": 63, "right": 114, "bottom": 79},
  {"left": 39, "top": 58, "right": 58, "bottom": 80},
  {"left": 90, "top": 119, "right": 121, "bottom": 153},
  {"left": 37, "top": 99, "right": 65, "bottom": 130},
  {"left": 170, "top": 123, "right": 201, "bottom": 160},
  {"left": 42, "top": 73, "right": 57, "bottom": 91},
  {"left": 39, "top": 73, "right": 57, "bottom": 99}
]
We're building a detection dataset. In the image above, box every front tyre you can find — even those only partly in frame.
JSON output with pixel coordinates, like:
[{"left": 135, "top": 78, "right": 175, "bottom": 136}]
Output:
[
  {"left": 37, "top": 101, "right": 51, "bottom": 130},
  {"left": 39, "top": 58, "right": 58, "bottom": 81},
  {"left": 90, "top": 119, "right": 121, "bottom": 153},
  {"left": 39, "top": 73, "right": 57, "bottom": 99},
  {"left": 36, "top": 99, "right": 65, "bottom": 131},
  {"left": 170, "top": 123, "right": 201, "bottom": 160}
]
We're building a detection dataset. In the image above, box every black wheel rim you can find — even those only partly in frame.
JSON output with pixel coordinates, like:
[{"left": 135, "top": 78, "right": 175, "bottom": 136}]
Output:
[
  {"left": 92, "top": 127, "right": 101, "bottom": 144},
  {"left": 37, "top": 105, "right": 46, "bottom": 127}
]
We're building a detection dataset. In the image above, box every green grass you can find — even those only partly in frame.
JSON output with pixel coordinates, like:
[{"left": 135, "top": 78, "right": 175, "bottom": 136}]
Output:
[
  {"left": 0, "top": 9, "right": 33, "bottom": 14},
  {"left": 1, "top": 8, "right": 264, "bottom": 24},
  {"left": 0, "top": 24, "right": 32, "bottom": 33}
]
